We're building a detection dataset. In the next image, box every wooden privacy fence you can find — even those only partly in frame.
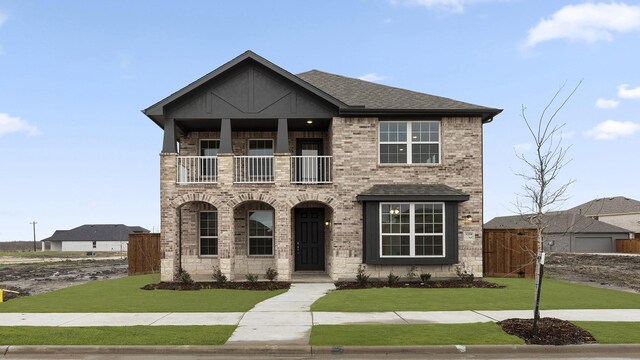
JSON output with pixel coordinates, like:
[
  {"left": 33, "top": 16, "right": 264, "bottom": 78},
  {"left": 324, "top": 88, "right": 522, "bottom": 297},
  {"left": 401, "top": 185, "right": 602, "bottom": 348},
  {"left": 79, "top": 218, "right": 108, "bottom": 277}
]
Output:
[
  {"left": 483, "top": 229, "right": 537, "bottom": 278},
  {"left": 616, "top": 239, "right": 640, "bottom": 254},
  {"left": 128, "top": 233, "right": 161, "bottom": 276}
]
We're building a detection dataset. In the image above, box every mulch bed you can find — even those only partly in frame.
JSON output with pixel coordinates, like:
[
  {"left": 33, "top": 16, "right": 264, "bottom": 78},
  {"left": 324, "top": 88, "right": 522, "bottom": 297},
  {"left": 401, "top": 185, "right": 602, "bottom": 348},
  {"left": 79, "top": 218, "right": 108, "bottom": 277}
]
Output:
[
  {"left": 334, "top": 279, "right": 504, "bottom": 290},
  {"left": 141, "top": 281, "right": 291, "bottom": 291},
  {"left": 498, "top": 318, "right": 596, "bottom": 345}
]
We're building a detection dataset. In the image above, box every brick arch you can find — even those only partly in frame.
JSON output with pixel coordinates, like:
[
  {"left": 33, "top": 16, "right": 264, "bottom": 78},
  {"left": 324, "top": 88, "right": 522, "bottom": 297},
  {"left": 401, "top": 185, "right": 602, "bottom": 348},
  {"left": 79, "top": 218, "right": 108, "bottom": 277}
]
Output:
[
  {"left": 226, "top": 193, "right": 279, "bottom": 209},
  {"left": 287, "top": 194, "right": 336, "bottom": 210},
  {"left": 169, "top": 193, "right": 226, "bottom": 210}
]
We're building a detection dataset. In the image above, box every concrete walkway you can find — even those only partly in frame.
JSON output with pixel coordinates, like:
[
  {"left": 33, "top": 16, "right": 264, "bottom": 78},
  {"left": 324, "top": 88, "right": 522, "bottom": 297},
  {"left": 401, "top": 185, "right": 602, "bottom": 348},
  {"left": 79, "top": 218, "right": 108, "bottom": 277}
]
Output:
[
  {"left": 2, "top": 309, "right": 640, "bottom": 328},
  {"left": 225, "top": 283, "right": 335, "bottom": 345}
]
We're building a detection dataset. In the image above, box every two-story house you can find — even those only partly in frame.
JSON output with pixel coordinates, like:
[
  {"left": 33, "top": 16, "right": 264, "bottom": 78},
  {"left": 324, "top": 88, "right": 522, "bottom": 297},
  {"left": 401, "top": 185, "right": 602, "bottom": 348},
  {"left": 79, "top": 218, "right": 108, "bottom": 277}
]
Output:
[{"left": 143, "top": 51, "right": 501, "bottom": 282}]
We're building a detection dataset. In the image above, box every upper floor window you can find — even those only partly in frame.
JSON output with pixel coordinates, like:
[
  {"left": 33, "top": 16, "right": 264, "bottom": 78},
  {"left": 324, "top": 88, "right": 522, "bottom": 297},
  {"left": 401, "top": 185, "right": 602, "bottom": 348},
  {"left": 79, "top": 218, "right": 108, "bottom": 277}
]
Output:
[
  {"left": 379, "top": 121, "right": 440, "bottom": 164},
  {"left": 200, "top": 140, "right": 220, "bottom": 156},
  {"left": 248, "top": 139, "right": 273, "bottom": 156}
]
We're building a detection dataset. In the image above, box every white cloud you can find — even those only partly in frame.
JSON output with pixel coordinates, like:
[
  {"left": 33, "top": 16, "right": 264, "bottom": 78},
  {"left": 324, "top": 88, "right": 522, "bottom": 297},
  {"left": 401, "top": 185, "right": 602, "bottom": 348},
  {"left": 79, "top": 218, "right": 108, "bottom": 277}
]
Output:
[
  {"left": 617, "top": 84, "right": 640, "bottom": 99},
  {"left": 358, "top": 73, "right": 388, "bottom": 82},
  {"left": 390, "top": 0, "right": 466, "bottom": 13},
  {"left": 0, "top": 113, "right": 39, "bottom": 136},
  {"left": 561, "top": 130, "right": 576, "bottom": 139},
  {"left": 595, "top": 98, "right": 620, "bottom": 109},
  {"left": 513, "top": 143, "right": 532, "bottom": 152},
  {"left": 585, "top": 119, "right": 640, "bottom": 140},
  {"left": 524, "top": 2, "right": 640, "bottom": 48}
]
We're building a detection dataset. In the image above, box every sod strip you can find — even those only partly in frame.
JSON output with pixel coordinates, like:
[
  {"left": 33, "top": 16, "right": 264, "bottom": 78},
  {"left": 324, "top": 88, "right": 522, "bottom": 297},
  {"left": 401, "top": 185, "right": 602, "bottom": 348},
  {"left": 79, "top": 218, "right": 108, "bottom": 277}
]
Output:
[
  {"left": 310, "top": 323, "right": 524, "bottom": 346},
  {"left": 572, "top": 322, "right": 640, "bottom": 344},
  {"left": 0, "top": 326, "right": 236, "bottom": 345}
]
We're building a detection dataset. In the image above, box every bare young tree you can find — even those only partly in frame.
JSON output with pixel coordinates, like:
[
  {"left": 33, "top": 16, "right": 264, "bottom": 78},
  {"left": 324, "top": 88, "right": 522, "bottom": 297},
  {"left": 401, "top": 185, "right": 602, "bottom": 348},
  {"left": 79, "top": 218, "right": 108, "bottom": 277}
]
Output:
[{"left": 515, "top": 80, "right": 582, "bottom": 335}]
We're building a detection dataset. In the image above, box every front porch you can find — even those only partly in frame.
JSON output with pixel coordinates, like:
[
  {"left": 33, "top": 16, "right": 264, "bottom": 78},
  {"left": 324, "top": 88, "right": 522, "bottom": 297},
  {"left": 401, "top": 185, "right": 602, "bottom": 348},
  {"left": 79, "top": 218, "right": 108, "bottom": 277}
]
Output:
[{"left": 164, "top": 197, "right": 335, "bottom": 282}]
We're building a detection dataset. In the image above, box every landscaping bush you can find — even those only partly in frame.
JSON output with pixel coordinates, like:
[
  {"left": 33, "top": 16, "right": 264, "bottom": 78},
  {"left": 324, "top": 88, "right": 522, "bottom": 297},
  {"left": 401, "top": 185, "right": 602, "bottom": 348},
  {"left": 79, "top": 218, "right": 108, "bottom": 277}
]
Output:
[
  {"left": 177, "top": 270, "right": 194, "bottom": 285},
  {"left": 265, "top": 267, "right": 278, "bottom": 282},
  {"left": 356, "top": 265, "right": 370, "bottom": 287},
  {"left": 419, "top": 273, "right": 432, "bottom": 282},
  {"left": 245, "top": 273, "right": 259, "bottom": 284},
  {"left": 454, "top": 262, "right": 474, "bottom": 281},
  {"left": 387, "top": 272, "right": 400, "bottom": 286},
  {"left": 212, "top": 266, "right": 227, "bottom": 285}
]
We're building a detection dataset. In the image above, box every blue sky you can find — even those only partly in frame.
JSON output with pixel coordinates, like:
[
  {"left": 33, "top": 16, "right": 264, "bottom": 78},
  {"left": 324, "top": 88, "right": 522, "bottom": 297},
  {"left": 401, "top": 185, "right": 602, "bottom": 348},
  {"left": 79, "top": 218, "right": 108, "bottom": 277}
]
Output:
[{"left": 1, "top": 0, "right": 639, "bottom": 241}]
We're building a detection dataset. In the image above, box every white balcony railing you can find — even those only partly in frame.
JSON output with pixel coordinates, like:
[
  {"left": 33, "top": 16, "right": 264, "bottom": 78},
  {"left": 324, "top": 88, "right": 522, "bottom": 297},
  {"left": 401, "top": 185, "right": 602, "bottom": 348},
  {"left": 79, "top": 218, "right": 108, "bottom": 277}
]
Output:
[
  {"left": 177, "top": 156, "right": 218, "bottom": 183},
  {"left": 234, "top": 156, "right": 275, "bottom": 183},
  {"left": 290, "top": 156, "right": 332, "bottom": 184}
]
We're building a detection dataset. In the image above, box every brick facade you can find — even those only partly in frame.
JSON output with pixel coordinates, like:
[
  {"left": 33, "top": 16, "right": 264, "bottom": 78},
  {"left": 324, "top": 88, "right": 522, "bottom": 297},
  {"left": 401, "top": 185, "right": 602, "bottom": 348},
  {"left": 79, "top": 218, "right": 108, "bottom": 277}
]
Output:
[{"left": 159, "top": 116, "right": 484, "bottom": 282}]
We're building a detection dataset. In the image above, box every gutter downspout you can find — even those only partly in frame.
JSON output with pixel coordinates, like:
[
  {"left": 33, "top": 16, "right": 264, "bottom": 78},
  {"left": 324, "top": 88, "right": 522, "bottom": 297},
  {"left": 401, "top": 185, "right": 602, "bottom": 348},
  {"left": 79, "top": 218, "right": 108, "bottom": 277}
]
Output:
[{"left": 178, "top": 209, "right": 183, "bottom": 273}]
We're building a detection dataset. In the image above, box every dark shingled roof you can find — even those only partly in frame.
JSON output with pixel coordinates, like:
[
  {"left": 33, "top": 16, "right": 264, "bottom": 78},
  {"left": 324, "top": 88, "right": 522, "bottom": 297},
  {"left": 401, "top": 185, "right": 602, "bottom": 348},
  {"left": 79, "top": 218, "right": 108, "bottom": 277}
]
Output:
[
  {"left": 567, "top": 196, "right": 640, "bottom": 216},
  {"left": 484, "top": 213, "right": 631, "bottom": 234},
  {"left": 41, "top": 224, "right": 150, "bottom": 242},
  {"left": 357, "top": 184, "right": 469, "bottom": 202},
  {"left": 298, "top": 70, "right": 499, "bottom": 113}
]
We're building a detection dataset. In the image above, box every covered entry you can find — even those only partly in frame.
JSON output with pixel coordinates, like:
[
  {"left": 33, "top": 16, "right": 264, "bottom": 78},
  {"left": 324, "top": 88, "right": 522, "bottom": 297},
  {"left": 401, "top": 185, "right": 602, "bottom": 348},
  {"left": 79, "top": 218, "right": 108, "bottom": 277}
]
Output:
[{"left": 294, "top": 208, "right": 325, "bottom": 271}]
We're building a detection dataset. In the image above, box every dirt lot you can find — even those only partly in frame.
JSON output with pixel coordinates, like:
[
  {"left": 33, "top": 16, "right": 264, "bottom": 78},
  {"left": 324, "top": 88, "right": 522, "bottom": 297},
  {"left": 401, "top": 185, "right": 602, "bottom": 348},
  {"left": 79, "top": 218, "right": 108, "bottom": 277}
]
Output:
[
  {"left": 0, "top": 257, "right": 128, "bottom": 297},
  {"left": 546, "top": 252, "right": 640, "bottom": 293}
]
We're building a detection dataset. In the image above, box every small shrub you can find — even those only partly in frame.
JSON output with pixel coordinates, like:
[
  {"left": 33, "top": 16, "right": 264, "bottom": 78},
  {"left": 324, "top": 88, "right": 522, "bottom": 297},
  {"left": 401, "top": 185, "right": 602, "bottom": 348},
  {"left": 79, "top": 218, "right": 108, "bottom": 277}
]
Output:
[
  {"left": 265, "top": 267, "right": 278, "bottom": 282},
  {"left": 406, "top": 265, "right": 418, "bottom": 282},
  {"left": 356, "top": 264, "right": 370, "bottom": 287},
  {"left": 419, "top": 273, "right": 432, "bottom": 282},
  {"left": 245, "top": 273, "right": 259, "bottom": 284},
  {"left": 177, "top": 270, "right": 194, "bottom": 285},
  {"left": 212, "top": 266, "right": 228, "bottom": 285},
  {"left": 454, "top": 262, "right": 474, "bottom": 281},
  {"left": 387, "top": 272, "right": 400, "bottom": 286}
]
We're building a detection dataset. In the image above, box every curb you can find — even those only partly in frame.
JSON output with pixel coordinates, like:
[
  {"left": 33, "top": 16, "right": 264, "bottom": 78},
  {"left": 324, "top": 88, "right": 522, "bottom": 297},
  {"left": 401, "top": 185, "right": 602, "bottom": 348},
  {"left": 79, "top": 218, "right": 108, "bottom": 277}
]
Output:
[{"left": 3, "top": 344, "right": 640, "bottom": 357}]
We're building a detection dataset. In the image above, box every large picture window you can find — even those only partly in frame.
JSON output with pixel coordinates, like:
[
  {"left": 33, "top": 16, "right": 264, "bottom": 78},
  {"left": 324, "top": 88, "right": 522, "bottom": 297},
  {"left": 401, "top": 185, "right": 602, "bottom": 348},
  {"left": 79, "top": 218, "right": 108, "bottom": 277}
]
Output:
[
  {"left": 199, "top": 211, "right": 218, "bottom": 256},
  {"left": 379, "top": 121, "right": 440, "bottom": 164},
  {"left": 248, "top": 210, "right": 274, "bottom": 256},
  {"left": 380, "top": 203, "right": 444, "bottom": 257}
]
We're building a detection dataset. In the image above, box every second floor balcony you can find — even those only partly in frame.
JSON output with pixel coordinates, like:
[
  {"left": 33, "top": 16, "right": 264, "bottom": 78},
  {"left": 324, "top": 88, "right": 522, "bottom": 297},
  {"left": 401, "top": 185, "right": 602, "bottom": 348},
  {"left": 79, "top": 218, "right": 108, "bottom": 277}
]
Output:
[{"left": 176, "top": 155, "right": 332, "bottom": 185}]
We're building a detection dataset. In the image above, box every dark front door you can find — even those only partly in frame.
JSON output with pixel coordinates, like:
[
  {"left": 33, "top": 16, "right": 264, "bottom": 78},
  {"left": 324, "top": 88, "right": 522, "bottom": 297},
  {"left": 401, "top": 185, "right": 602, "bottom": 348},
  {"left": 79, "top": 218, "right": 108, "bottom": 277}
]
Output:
[{"left": 295, "top": 208, "right": 325, "bottom": 271}]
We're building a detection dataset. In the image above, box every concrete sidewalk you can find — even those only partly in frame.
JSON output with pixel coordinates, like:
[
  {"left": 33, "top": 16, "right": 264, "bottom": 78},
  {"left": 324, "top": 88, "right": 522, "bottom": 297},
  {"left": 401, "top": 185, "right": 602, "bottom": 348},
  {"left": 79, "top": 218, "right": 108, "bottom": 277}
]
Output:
[{"left": 1, "top": 309, "right": 639, "bottom": 327}]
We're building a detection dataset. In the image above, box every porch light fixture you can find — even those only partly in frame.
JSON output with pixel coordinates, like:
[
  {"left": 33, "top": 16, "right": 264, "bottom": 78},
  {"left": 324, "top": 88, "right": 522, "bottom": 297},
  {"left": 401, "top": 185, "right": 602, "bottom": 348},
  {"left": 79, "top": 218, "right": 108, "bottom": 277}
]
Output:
[
  {"left": 325, "top": 220, "right": 331, "bottom": 227},
  {"left": 307, "top": 119, "right": 313, "bottom": 124},
  {"left": 464, "top": 215, "right": 473, "bottom": 224}
]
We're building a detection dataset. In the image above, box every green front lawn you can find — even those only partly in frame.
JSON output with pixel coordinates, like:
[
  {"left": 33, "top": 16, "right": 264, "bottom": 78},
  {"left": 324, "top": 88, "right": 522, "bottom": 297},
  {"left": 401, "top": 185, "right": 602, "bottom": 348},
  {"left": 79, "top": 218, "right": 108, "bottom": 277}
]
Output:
[
  {"left": 573, "top": 322, "right": 640, "bottom": 344},
  {"left": 312, "top": 278, "right": 640, "bottom": 312},
  {"left": 310, "top": 323, "right": 523, "bottom": 346},
  {"left": 0, "top": 326, "right": 235, "bottom": 345},
  {"left": 0, "top": 274, "right": 286, "bottom": 312}
]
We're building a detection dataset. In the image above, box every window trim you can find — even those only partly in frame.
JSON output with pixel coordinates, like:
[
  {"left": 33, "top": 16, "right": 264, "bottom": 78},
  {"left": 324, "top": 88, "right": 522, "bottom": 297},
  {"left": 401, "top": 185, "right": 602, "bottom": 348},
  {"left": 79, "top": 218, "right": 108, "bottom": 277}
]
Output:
[
  {"left": 199, "top": 210, "right": 218, "bottom": 257},
  {"left": 247, "top": 209, "right": 275, "bottom": 257},
  {"left": 379, "top": 202, "right": 446, "bottom": 258},
  {"left": 378, "top": 121, "right": 441, "bottom": 165}
]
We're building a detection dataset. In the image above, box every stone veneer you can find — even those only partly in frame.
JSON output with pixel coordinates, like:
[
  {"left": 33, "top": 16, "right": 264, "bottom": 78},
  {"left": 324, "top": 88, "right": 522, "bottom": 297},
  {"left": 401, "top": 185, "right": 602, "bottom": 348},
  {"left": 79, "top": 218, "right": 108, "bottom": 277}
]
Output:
[{"left": 160, "top": 116, "right": 484, "bottom": 282}]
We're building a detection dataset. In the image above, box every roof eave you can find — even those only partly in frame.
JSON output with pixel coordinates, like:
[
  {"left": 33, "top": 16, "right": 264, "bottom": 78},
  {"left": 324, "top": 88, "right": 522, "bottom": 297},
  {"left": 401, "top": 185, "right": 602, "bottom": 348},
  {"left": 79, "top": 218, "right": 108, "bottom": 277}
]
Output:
[{"left": 338, "top": 108, "right": 503, "bottom": 123}]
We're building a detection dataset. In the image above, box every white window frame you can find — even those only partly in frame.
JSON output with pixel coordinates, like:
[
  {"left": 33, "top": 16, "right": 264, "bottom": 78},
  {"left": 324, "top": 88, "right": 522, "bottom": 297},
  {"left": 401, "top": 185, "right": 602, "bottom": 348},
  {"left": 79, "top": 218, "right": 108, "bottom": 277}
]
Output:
[
  {"left": 379, "top": 202, "right": 446, "bottom": 258},
  {"left": 247, "top": 209, "right": 274, "bottom": 257},
  {"left": 199, "top": 210, "right": 218, "bottom": 257},
  {"left": 378, "top": 121, "right": 441, "bottom": 165},
  {"left": 247, "top": 138, "right": 274, "bottom": 156},
  {"left": 199, "top": 139, "right": 220, "bottom": 156}
]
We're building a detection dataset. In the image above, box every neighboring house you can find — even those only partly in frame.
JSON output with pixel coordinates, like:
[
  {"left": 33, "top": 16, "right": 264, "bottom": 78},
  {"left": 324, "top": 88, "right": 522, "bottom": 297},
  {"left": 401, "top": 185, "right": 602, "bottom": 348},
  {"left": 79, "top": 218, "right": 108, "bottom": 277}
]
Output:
[
  {"left": 484, "top": 213, "right": 631, "bottom": 253},
  {"left": 567, "top": 196, "right": 640, "bottom": 238},
  {"left": 143, "top": 51, "right": 502, "bottom": 282},
  {"left": 41, "top": 224, "right": 149, "bottom": 252}
]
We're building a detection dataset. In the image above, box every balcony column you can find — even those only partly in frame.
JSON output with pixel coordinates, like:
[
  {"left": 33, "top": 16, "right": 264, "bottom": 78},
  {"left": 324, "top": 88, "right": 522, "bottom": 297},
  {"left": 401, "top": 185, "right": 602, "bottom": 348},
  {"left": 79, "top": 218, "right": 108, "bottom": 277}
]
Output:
[
  {"left": 219, "top": 118, "right": 232, "bottom": 153},
  {"left": 162, "top": 117, "right": 178, "bottom": 153},
  {"left": 275, "top": 118, "right": 290, "bottom": 185}
]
